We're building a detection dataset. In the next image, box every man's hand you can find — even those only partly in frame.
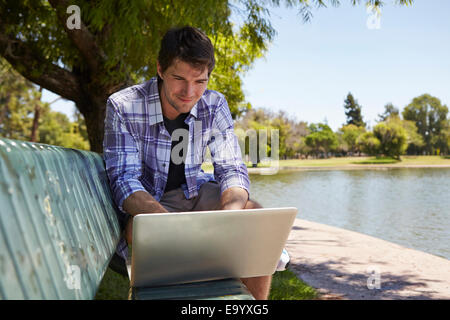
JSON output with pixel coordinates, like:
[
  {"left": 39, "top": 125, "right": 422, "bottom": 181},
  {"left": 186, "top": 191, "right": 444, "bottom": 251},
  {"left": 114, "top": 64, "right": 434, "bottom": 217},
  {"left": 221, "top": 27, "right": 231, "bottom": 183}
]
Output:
[
  {"left": 123, "top": 190, "right": 168, "bottom": 216},
  {"left": 122, "top": 191, "right": 169, "bottom": 245},
  {"left": 220, "top": 187, "right": 249, "bottom": 210}
]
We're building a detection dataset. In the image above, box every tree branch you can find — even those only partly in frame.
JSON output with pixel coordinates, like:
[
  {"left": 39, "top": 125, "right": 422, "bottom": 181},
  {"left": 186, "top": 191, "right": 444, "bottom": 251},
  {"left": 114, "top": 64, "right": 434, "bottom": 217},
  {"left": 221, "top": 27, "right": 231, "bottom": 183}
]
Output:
[
  {"left": 48, "top": 0, "right": 106, "bottom": 75},
  {"left": 0, "top": 32, "right": 83, "bottom": 104}
]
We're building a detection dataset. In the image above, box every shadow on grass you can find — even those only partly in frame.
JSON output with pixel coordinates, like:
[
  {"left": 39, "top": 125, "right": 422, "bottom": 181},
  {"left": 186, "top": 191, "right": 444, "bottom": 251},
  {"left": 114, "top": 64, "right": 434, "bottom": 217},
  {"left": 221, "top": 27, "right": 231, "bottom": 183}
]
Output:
[
  {"left": 351, "top": 157, "right": 400, "bottom": 165},
  {"left": 269, "top": 269, "right": 318, "bottom": 300},
  {"left": 95, "top": 268, "right": 129, "bottom": 300}
]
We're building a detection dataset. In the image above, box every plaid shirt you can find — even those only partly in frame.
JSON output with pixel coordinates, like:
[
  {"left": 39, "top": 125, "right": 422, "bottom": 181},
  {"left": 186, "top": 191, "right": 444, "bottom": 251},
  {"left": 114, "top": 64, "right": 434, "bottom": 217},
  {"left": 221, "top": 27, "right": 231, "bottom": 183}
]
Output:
[{"left": 103, "top": 77, "right": 250, "bottom": 259}]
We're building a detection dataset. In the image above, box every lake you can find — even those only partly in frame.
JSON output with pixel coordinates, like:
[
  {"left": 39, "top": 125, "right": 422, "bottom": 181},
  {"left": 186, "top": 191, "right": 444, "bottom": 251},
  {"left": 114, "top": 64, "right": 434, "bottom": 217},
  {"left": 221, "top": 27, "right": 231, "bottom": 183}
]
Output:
[{"left": 249, "top": 168, "right": 450, "bottom": 260}]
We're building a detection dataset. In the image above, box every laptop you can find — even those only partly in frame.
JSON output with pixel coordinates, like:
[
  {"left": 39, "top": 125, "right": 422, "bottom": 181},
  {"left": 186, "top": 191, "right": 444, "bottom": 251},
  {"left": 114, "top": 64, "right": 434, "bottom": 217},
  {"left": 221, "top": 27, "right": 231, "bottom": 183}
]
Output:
[{"left": 130, "top": 207, "right": 298, "bottom": 287}]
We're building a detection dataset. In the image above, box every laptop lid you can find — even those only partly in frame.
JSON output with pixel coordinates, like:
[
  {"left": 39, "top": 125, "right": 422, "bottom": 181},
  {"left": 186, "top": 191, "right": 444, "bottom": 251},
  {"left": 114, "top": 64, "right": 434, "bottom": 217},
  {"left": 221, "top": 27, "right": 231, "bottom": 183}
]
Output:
[{"left": 130, "top": 207, "right": 297, "bottom": 287}]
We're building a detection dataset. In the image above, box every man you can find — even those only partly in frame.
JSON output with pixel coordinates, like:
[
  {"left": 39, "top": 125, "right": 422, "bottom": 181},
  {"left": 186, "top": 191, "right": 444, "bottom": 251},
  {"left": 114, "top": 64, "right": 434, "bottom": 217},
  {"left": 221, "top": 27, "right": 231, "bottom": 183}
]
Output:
[{"left": 103, "top": 26, "right": 272, "bottom": 299}]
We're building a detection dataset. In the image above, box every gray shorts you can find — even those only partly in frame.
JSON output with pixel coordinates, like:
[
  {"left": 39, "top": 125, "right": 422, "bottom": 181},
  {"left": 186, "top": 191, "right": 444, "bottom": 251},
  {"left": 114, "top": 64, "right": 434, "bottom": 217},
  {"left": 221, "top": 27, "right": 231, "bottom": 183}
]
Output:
[{"left": 159, "top": 181, "right": 222, "bottom": 212}]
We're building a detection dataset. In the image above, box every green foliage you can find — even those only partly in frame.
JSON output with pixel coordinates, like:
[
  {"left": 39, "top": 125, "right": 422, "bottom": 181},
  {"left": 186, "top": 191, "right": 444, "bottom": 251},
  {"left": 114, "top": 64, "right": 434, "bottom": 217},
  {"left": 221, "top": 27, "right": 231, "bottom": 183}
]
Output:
[
  {"left": 357, "top": 132, "right": 381, "bottom": 156},
  {"left": 0, "top": 60, "right": 38, "bottom": 140},
  {"left": 339, "top": 124, "right": 366, "bottom": 154},
  {"left": 235, "top": 108, "right": 309, "bottom": 161},
  {"left": 0, "top": 59, "right": 90, "bottom": 149},
  {"left": 305, "top": 123, "right": 339, "bottom": 157},
  {"left": 402, "top": 94, "right": 449, "bottom": 154},
  {"left": 208, "top": 30, "right": 267, "bottom": 117},
  {"left": 432, "top": 119, "right": 450, "bottom": 155},
  {"left": 0, "top": 0, "right": 415, "bottom": 152},
  {"left": 387, "top": 115, "right": 424, "bottom": 154},
  {"left": 372, "top": 120, "right": 408, "bottom": 159},
  {"left": 38, "top": 105, "right": 90, "bottom": 150},
  {"left": 343, "top": 92, "right": 365, "bottom": 128},
  {"left": 378, "top": 103, "right": 399, "bottom": 122}
]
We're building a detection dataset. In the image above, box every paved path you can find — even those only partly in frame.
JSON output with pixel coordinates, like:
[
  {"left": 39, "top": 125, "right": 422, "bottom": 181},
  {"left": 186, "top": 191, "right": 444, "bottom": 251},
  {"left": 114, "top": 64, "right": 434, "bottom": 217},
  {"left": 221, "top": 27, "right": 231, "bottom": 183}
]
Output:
[{"left": 286, "top": 219, "right": 450, "bottom": 300}]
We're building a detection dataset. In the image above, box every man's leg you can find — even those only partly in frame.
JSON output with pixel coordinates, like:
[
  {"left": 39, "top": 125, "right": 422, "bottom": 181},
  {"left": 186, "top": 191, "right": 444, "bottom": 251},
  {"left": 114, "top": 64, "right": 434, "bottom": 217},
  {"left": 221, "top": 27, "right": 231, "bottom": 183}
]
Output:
[
  {"left": 241, "top": 275, "right": 272, "bottom": 300},
  {"left": 239, "top": 199, "right": 272, "bottom": 300}
]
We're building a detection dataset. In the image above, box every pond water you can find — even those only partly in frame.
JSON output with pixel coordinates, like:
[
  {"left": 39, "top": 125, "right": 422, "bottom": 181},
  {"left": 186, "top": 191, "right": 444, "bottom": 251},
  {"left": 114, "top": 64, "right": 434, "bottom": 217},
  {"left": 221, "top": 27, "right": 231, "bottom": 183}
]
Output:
[{"left": 249, "top": 168, "right": 450, "bottom": 260}]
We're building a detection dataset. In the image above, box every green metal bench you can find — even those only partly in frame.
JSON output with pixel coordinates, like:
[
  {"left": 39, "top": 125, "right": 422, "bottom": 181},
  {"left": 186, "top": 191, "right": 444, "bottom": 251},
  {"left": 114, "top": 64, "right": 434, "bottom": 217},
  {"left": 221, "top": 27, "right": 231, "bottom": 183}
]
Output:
[{"left": 0, "top": 137, "right": 253, "bottom": 300}]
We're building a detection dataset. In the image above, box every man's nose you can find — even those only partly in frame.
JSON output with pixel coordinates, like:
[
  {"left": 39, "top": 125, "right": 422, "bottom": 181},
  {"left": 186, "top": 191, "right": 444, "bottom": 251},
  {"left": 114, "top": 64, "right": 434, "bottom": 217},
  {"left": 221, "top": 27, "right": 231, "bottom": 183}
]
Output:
[{"left": 182, "top": 82, "right": 195, "bottom": 97}]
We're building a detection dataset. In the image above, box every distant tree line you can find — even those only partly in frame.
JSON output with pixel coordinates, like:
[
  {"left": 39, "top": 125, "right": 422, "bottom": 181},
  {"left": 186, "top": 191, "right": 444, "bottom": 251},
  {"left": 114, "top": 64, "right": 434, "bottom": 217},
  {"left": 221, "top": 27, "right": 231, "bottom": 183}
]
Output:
[
  {"left": 2, "top": 57, "right": 448, "bottom": 160},
  {"left": 235, "top": 92, "right": 449, "bottom": 161}
]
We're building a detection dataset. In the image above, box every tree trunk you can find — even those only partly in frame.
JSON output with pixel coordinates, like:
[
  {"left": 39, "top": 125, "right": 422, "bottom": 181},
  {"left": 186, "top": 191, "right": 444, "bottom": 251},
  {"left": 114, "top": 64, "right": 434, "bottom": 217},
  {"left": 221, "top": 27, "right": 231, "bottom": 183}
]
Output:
[
  {"left": 30, "top": 87, "right": 43, "bottom": 142},
  {"left": 30, "top": 104, "right": 41, "bottom": 142},
  {"left": 0, "top": 105, "right": 7, "bottom": 127},
  {"left": 77, "top": 98, "right": 107, "bottom": 154}
]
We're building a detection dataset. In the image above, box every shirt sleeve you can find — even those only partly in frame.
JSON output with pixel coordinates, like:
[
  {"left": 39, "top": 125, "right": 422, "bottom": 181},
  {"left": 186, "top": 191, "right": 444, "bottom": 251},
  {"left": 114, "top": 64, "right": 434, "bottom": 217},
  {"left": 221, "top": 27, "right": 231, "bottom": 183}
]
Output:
[
  {"left": 208, "top": 96, "right": 250, "bottom": 196},
  {"left": 103, "top": 98, "right": 147, "bottom": 212}
]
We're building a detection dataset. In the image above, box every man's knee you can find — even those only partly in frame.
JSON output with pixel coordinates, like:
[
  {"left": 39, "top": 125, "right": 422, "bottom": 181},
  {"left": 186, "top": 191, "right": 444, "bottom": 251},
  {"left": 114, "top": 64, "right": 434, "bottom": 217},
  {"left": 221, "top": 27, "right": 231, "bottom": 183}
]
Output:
[{"left": 245, "top": 199, "right": 263, "bottom": 209}]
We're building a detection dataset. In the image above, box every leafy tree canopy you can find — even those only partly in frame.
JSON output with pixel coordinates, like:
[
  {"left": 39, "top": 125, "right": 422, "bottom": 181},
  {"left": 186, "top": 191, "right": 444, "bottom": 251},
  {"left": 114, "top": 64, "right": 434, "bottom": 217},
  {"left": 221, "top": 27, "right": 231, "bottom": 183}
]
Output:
[
  {"left": 343, "top": 92, "right": 366, "bottom": 128},
  {"left": 402, "top": 93, "right": 448, "bottom": 154},
  {"left": 0, "top": 0, "right": 414, "bottom": 151}
]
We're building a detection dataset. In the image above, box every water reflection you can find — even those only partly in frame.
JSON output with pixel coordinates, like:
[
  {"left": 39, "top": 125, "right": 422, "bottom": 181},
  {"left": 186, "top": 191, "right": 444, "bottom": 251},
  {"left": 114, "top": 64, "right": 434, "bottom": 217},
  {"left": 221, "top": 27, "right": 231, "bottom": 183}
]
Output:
[{"left": 249, "top": 168, "right": 450, "bottom": 260}]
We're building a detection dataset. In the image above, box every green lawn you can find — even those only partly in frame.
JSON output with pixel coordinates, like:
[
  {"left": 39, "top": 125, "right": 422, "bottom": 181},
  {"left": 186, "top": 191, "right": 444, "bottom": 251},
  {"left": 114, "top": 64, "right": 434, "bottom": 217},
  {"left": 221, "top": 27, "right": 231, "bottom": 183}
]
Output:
[
  {"left": 268, "top": 269, "right": 318, "bottom": 300},
  {"left": 95, "top": 267, "right": 318, "bottom": 300},
  {"left": 201, "top": 155, "right": 450, "bottom": 172}
]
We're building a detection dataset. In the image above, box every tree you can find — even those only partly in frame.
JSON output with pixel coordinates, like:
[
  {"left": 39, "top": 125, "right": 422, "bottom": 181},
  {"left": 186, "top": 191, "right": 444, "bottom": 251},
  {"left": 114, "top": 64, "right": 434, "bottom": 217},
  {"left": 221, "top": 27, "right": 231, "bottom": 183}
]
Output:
[
  {"left": 402, "top": 94, "right": 449, "bottom": 155},
  {"left": 385, "top": 114, "right": 424, "bottom": 155},
  {"left": 339, "top": 124, "right": 366, "bottom": 155},
  {"left": 305, "top": 123, "right": 339, "bottom": 158},
  {"left": 0, "top": 0, "right": 414, "bottom": 152},
  {"left": 0, "top": 58, "right": 89, "bottom": 149},
  {"left": 432, "top": 119, "right": 450, "bottom": 155},
  {"left": 372, "top": 120, "right": 408, "bottom": 160},
  {"left": 0, "top": 59, "right": 44, "bottom": 140},
  {"left": 284, "top": 120, "right": 309, "bottom": 158},
  {"left": 378, "top": 103, "right": 399, "bottom": 122},
  {"left": 343, "top": 92, "right": 366, "bottom": 127},
  {"left": 357, "top": 132, "right": 380, "bottom": 156}
]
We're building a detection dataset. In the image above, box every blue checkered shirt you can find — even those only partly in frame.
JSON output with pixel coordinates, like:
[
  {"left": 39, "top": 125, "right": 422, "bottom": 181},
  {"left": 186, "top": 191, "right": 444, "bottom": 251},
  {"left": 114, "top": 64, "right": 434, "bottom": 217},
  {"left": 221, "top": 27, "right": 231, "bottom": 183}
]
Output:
[{"left": 103, "top": 77, "right": 250, "bottom": 260}]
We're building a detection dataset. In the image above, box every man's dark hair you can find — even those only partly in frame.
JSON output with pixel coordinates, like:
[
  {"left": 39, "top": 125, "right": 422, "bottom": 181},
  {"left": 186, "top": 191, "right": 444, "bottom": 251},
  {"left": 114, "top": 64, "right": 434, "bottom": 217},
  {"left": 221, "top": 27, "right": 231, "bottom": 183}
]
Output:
[{"left": 157, "top": 26, "right": 215, "bottom": 79}]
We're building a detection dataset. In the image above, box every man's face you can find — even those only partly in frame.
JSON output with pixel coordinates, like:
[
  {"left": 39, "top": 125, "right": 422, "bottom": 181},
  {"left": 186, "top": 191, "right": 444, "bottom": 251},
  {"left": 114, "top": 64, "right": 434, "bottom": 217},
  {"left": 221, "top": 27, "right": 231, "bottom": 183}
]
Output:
[{"left": 157, "top": 59, "right": 209, "bottom": 119}]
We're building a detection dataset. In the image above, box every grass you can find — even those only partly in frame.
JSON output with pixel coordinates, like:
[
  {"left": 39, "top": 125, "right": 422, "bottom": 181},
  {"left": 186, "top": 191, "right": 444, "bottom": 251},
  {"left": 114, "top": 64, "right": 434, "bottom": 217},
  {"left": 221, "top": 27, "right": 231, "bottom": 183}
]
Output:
[
  {"left": 351, "top": 157, "right": 400, "bottom": 164},
  {"left": 95, "top": 267, "right": 130, "bottom": 300},
  {"left": 94, "top": 267, "right": 318, "bottom": 300},
  {"left": 269, "top": 269, "right": 318, "bottom": 300},
  {"left": 201, "top": 155, "right": 450, "bottom": 172}
]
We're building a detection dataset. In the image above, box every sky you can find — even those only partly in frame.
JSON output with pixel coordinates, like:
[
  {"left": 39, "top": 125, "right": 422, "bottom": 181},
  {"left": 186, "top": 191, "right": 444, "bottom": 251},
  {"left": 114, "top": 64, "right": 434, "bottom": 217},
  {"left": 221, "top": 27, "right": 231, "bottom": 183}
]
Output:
[{"left": 42, "top": 0, "right": 450, "bottom": 132}]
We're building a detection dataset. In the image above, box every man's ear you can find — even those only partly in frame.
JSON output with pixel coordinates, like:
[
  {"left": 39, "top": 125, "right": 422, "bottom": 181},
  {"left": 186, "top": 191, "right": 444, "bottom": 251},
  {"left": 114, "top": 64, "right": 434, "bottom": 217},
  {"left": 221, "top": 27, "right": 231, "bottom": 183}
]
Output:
[{"left": 156, "top": 62, "right": 163, "bottom": 80}]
